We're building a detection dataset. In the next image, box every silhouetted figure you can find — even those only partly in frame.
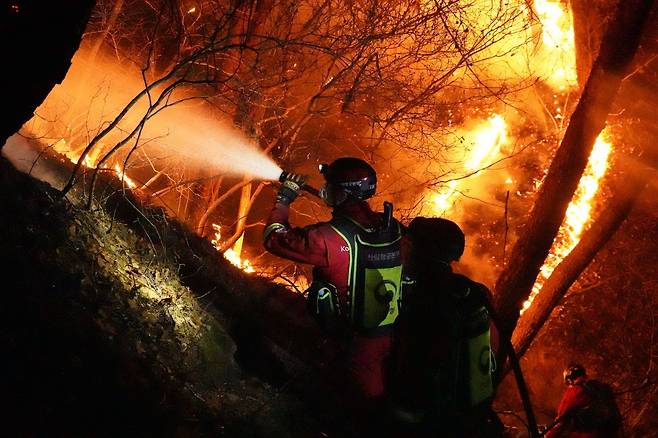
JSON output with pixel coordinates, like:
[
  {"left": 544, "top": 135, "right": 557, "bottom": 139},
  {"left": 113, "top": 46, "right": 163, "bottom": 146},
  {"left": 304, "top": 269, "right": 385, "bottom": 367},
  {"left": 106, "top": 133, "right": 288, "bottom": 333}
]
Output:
[
  {"left": 544, "top": 364, "right": 622, "bottom": 438},
  {"left": 389, "top": 217, "right": 502, "bottom": 438}
]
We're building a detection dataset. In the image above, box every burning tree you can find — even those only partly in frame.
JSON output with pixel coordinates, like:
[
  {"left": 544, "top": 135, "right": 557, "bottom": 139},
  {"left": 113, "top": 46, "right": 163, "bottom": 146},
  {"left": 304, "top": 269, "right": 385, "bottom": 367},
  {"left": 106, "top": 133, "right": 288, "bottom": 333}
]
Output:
[
  {"left": 4, "top": 0, "right": 658, "bottom": 433},
  {"left": 16, "top": 0, "right": 548, "bottom": 281}
]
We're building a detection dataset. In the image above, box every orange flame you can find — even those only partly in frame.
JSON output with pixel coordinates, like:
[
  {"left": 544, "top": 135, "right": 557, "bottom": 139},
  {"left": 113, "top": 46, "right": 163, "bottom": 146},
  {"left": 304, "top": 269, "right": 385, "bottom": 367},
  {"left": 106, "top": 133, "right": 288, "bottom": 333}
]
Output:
[
  {"left": 533, "top": 0, "right": 578, "bottom": 89},
  {"left": 52, "top": 138, "right": 138, "bottom": 189},
  {"left": 521, "top": 131, "right": 612, "bottom": 313},
  {"left": 210, "top": 224, "right": 255, "bottom": 273},
  {"left": 113, "top": 163, "right": 138, "bottom": 189},
  {"left": 429, "top": 115, "right": 509, "bottom": 215}
]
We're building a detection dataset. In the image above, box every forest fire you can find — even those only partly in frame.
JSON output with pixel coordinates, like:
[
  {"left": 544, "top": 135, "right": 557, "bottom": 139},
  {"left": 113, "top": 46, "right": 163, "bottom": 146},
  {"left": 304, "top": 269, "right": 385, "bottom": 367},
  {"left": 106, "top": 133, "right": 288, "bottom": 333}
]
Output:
[
  {"left": 21, "top": 0, "right": 609, "bottom": 306},
  {"left": 427, "top": 0, "right": 578, "bottom": 217},
  {"left": 429, "top": 115, "right": 509, "bottom": 214},
  {"left": 3, "top": 0, "right": 657, "bottom": 435},
  {"left": 533, "top": 0, "right": 577, "bottom": 89},
  {"left": 210, "top": 223, "right": 255, "bottom": 273},
  {"left": 113, "top": 163, "right": 138, "bottom": 189},
  {"left": 522, "top": 131, "right": 613, "bottom": 313},
  {"left": 53, "top": 138, "right": 138, "bottom": 189}
]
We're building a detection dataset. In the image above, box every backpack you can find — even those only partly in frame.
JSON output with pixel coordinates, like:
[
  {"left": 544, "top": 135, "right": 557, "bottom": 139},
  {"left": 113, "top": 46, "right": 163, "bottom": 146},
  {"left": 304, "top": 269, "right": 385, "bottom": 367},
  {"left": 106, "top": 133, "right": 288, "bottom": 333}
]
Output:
[
  {"left": 573, "top": 380, "right": 622, "bottom": 431},
  {"left": 328, "top": 208, "right": 403, "bottom": 334},
  {"left": 438, "top": 274, "right": 495, "bottom": 411}
]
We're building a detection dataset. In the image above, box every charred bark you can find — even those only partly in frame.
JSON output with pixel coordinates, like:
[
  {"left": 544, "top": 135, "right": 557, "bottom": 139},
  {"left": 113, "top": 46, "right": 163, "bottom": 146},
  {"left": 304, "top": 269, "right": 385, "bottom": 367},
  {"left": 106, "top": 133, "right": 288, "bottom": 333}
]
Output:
[
  {"left": 493, "top": 0, "right": 655, "bottom": 343},
  {"left": 0, "top": 1, "right": 96, "bottom": 148}
]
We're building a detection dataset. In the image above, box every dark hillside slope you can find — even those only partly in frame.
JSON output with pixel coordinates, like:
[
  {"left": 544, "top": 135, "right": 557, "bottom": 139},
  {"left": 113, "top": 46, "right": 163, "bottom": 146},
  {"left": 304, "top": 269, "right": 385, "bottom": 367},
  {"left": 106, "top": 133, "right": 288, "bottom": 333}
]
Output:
[{"left": 0, "top": 157, "right": 348, "bottom": 437}]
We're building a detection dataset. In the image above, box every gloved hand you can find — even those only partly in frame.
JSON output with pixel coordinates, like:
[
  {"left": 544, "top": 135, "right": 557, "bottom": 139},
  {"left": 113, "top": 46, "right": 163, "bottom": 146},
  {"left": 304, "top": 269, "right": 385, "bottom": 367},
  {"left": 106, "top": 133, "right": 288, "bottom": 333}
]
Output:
[{"left": 277, "top": 173, "right": 306, "bottom": 205}]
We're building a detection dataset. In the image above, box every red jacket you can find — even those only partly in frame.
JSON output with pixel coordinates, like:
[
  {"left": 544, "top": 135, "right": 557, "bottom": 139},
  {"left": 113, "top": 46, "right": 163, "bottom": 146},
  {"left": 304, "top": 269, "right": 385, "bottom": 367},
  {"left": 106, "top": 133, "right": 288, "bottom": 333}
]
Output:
[
  {"left": 264, "top": 199, "right": 386, "bottom": 313},
  {"left": 264, "top": 199, "right": 406, "bottom": 401},
  {"left": 546, "top": 381, "right": 593, "bottom": 438},
  {"left": 545, "top": 378, "right": 620, "bottom": 438}
]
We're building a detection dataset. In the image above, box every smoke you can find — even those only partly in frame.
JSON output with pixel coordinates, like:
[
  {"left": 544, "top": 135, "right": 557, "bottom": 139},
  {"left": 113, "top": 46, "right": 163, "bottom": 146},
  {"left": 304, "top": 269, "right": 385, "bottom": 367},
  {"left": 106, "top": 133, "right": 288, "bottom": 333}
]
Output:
[{"left": 1, "top": 135, "right": 68, "bottom": 189}]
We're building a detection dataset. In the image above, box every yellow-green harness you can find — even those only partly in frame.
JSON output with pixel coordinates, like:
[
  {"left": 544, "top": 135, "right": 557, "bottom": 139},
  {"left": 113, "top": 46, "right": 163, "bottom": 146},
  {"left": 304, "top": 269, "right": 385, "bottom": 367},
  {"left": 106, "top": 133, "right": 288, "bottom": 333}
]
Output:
[{"left": 329, "top": 214, "right": 403, "bottom": 334}]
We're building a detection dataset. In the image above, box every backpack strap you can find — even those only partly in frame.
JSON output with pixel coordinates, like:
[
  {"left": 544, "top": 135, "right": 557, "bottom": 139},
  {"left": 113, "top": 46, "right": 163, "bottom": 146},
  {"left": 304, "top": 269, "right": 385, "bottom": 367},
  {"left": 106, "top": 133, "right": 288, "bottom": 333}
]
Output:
[{"left": 328, "top": 216, "right": 362, "bottom": 321}]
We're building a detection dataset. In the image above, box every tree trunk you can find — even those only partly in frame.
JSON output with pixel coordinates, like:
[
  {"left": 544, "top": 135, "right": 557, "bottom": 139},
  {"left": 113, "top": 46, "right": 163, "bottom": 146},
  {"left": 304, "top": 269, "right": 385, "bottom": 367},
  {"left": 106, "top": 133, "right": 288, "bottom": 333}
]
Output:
[
  {"left": 512, "top": 162, "right": 653, "bottom": 358},
  {"left": 510, "top": 2, "right": 658, "bottom": 359},
  {"left": 0, "top": 1, "right": 96, "bottom": 149},
  {"left": 232, "top": 181, "right": 252, "bottom": 256},
  {"left": 493, "top": 0, "right": 655, "bottom": 341},
  {"left": 68, "top": 0, "right": 124, "bottom": 151}
]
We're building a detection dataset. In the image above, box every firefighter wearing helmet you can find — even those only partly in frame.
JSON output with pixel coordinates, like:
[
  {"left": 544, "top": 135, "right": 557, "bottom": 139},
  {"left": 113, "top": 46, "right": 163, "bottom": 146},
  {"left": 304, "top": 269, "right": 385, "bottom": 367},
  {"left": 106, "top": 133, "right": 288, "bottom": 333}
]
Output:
[
  {"left": 544, "top": 363, "right": 621, "bottom": 438},
  {"left": 264, "top": 157, "right": 407, "bottom": 422}
]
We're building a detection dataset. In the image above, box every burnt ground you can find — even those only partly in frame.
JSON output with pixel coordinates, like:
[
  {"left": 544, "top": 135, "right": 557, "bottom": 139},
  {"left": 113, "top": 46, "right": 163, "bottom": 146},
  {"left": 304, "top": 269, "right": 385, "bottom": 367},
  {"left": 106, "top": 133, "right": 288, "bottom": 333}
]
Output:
[{"left": 0, "top": 157, "right": 356, "bottom": 437}]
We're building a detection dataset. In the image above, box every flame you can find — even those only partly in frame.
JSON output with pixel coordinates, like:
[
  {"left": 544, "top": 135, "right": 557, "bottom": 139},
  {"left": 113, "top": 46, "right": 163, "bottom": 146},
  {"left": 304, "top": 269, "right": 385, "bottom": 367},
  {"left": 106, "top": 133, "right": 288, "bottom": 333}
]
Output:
[
  {"left": 465, "top": 115, "right": 509, "bottom": 171},
  {"left": 521, "top": 131, "right": 613, "bottom": 313},
  {"left": 533, "top": 0, "right": 577, "bottom": 89},
  {"left": 114, "top": 163, "right": 138, "bottom": 189},
  {"left": 208, "top": 224, "right": 312, "bottom": 290},
  {"left": 51, "top": 138, "right": 138, "bottom": 189},
  {"left": 210, "top": 224, "right": 255, "bottom": 273},
  {"left": 430, "top": 115, "right": 509, "bottom": 214}
]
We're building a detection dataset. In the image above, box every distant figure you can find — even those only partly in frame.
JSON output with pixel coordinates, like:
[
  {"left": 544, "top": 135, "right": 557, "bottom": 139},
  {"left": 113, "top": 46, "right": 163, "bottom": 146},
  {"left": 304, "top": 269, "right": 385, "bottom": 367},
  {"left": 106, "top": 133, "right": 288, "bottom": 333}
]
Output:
[
  {"left": 389, "top": 217, "right": 502, "bottom": 438},
  {"left": 264, "top": 157, "right": 406, "bottom": 422},
  {"left": 544, "top": 363, "right": 622, "bottom": 438}
]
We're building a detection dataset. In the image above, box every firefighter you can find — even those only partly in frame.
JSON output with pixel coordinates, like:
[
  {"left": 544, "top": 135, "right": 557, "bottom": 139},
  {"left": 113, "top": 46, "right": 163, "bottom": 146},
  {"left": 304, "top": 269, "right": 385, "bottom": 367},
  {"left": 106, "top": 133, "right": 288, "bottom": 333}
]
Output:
[
  {"left": 264, "top": 157, "right": 406, "bottom": 421},
  {"left": 544, "top": 364, "right": 622, "bottom": 438},
  {"left": 389, "top": 217, "right": 502, "bottom": 438}
]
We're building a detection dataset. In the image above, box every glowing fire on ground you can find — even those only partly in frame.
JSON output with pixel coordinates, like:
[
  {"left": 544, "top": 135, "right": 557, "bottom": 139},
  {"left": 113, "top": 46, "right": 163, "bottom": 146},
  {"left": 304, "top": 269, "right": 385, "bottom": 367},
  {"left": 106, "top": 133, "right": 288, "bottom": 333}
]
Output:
[
  {"left": 209, "top": 224, "right": 311, "bottom": 291},
  {"left": 53, "top": 138, "right": 138, "bottom": 189},
  {"left": 210, "top": 224, "right": 255, "bottom": 273},
  {"left": 427, "top": 0, "right": 580, "bottom": 215},
  {"left": 521, "top": 132, "right": 612, "bottom": 313},
  {"left": 114, "top": 163, "right": 138, "bottom": 189}
]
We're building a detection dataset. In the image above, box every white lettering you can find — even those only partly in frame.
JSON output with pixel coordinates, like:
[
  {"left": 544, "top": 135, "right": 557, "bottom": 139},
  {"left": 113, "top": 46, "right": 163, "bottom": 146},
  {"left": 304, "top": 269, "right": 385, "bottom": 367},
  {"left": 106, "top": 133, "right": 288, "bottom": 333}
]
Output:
[{"left": 341, "top": 246, "right": 350, "bottom": 252}]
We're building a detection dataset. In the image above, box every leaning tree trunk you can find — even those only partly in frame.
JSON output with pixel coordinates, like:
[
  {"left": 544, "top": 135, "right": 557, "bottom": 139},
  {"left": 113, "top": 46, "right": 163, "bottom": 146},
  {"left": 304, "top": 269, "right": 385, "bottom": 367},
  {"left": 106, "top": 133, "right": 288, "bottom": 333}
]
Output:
[
  {"left": 0, "top": 1, "right": 96, "bottom": 148},
  {"left": 511, "top": 2, "right": 658, "bottom": 360},
  {"left": 512, "top": 162, "right": 653, "bottom": 358},
  {"left": 493, "top": 0, "right": 655, "bottom": 346}
]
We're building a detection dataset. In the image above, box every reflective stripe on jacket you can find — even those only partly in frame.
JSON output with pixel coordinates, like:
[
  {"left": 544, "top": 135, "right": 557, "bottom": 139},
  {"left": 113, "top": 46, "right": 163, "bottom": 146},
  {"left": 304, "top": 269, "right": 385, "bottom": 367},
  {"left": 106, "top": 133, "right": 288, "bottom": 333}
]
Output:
[{"left": 264, "top": 200, "right": 386, "bottom": 313}]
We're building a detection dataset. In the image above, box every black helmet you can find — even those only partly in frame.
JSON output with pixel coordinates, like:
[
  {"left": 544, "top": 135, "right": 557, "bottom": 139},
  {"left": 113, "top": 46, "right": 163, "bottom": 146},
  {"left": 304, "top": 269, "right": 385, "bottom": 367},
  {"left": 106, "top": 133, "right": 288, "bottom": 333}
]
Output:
[
  {"left": 318, "top": 157, "right": 377, "bottom": 205},
  {"left": 563, "top": 363, "right": 587, "bottom": 385},
  {"left": 408, "top": 217, "right": 465, "bottom": 263}
]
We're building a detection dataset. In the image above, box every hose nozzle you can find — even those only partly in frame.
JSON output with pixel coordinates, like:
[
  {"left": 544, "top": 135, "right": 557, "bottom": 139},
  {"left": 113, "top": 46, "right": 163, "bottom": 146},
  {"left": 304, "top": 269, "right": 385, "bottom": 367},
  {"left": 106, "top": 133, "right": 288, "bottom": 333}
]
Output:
[
  {"left": 278, "top": 170, "right": 293, "bottom": 183},
  {"left": 279, "top": 170, "right": 320, "bottom": 198}
]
